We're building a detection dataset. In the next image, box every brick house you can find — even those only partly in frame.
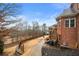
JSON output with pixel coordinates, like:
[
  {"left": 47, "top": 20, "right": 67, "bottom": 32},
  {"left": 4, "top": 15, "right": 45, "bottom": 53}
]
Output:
[{"left": 56, "top": 3, "right": 79, "bottom": 48}]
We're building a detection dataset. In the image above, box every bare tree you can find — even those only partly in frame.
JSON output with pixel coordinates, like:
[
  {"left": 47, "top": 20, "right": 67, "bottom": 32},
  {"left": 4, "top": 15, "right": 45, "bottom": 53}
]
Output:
[
  {"left": 0, "top": 3, "right": 20, "bottom": 55},
  {"left": 0, "top": 3, "right": 19, "bottom": 21},
  {"left": 42, "top": 23, "right": 47, "bottom": 35},
  {"left": 0, "top": 3, "right": 20, "bottom": 37}
]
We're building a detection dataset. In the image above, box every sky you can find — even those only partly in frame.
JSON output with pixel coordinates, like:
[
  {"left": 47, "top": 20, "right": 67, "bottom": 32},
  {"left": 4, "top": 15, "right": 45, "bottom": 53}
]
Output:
[{"left": 14, "top": 3, "right": 71, "bottom": 26}]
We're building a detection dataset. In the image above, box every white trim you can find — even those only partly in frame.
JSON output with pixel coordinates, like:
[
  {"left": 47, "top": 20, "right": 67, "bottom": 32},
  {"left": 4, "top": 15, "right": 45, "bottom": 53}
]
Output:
[
  {"left": 65, "top": 18, "right": 69, "bottom": 28},
  {"left": 65, "top": 17, "right": 76, "bottom": 28},
  {"left": 70, "top": 18, "right": 76, "bottom": 28},
  {"left": 69, "top": 18, "right": 71, "bottom": 28},
  {"left": 74, "top": 18, "right": 76, "bottom": 28},
  {"left": 0, "top": 0, "right": 79, "bottom": 3}
]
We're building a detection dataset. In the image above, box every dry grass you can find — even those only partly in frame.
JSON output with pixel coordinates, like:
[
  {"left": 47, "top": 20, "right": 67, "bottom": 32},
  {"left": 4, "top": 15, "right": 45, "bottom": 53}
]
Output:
[{"left": 3, "top": 35, "right": 49, "bottom": 56}]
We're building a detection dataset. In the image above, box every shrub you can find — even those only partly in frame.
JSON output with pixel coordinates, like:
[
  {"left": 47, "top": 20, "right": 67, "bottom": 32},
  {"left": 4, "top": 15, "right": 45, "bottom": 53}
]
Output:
[{"left": 0, "top": 38, "right": 4, "bottom": 55}]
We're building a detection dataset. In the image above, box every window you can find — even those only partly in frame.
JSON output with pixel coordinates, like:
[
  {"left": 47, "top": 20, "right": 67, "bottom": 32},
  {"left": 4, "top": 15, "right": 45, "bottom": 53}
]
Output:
[
  {"left": 70, "top": 19, "right": 75, "bottom": 27},
  {"left": 65, "top": 20, "right": 69, "bottom": 27},
  {"left": 65, "top": 18, "right": 76, "bottom": 28}
]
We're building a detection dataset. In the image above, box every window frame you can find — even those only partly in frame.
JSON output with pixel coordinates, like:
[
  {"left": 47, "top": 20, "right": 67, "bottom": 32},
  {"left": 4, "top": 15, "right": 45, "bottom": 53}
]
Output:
[
  {"left": 65, "top": 19, "right": 69, "bottom": 28},
  {"left": 70, "top": 18, "right": 76, "bottom": 28},
  {"left": 65, "top": 18, "right": 76, "bottom": 28}
]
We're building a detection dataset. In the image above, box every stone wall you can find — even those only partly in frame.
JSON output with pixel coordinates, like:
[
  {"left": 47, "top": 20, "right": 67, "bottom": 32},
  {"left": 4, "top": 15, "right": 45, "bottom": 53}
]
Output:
[{"left": 42, "top": 45, "right": 79, "bottom": 56}]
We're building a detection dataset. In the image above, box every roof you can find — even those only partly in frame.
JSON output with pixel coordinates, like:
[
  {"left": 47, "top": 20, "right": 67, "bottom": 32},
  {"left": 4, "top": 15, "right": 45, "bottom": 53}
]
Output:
[
  {"left": 56, "top": 8, "right": 79, "bottom": 21},
  {"left": 49, "top": 24, "right": 57, "bottom": 29},
  {"left": 61, "top": 8, "right": 77, "bottom": 16}
]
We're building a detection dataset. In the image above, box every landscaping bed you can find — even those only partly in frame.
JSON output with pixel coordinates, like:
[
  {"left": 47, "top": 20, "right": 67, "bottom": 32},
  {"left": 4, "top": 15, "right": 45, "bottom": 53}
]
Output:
[{"left": 42, "top": 44, "right": 79, "bottom": 56}]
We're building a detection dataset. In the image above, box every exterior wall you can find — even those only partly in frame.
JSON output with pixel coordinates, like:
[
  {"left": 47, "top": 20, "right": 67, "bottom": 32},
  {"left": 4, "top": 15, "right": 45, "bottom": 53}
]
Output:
[
  {"left": 57, "top": 17, "right": 77, "bottom": 48},
  {"left": 56, "top": 3, "right": 79, "bottom": 48},
  {"left": 57, "top": 20, "right": 61, "bottom": 35},
  {"left": 76, "top": 15, "right": 79, "bottom": 48},
  {"left": 57, "top": 19, "right": 62, "bottom": 44}
]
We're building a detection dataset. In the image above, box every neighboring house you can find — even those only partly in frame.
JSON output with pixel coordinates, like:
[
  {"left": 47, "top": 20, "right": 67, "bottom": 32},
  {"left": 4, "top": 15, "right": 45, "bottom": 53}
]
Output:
[
  {"left": 56, "top": 3, "right": 79, "bottom": 48},
  {"left": 49, "top": 24, "right": 58, "bottom": 41}
]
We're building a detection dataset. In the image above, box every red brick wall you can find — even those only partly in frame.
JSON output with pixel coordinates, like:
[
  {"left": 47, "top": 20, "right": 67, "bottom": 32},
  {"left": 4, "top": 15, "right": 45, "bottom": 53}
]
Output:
[
  {"left": 76, "top": 15, "right": 79, "bottom": 48},
  {"left": 57, "top": 17, "right": 77, "bottom": 48},
  {"left": 57, "top": 19, "right": 62, "bottom": 44},
  {"left": 56, "top": 3, "right": 79, "bottom": 48},
  {"left": 57, "top": 20, "right": 61, "bottom": 35}
]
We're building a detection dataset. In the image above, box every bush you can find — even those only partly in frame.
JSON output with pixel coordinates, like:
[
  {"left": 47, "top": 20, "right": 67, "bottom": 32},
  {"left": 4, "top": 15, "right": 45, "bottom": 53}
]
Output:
[{"left": 0, "top": 38, "right": 4, "bottom": 55}]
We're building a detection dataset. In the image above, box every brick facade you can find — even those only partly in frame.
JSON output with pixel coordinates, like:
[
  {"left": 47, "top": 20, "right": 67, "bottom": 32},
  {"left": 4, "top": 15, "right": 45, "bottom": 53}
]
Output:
[
  {"left": 61, "top": 17, "right": 77, "bottom": 48},
  {"left": 57, "top": 4, "right": 79, "bottom": 48}
]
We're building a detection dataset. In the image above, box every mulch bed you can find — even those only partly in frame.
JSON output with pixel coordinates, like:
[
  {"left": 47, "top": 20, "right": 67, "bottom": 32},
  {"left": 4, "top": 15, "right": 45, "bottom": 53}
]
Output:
[{"left": 42, "top": 44, "right": 79, "bottom": 56}]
